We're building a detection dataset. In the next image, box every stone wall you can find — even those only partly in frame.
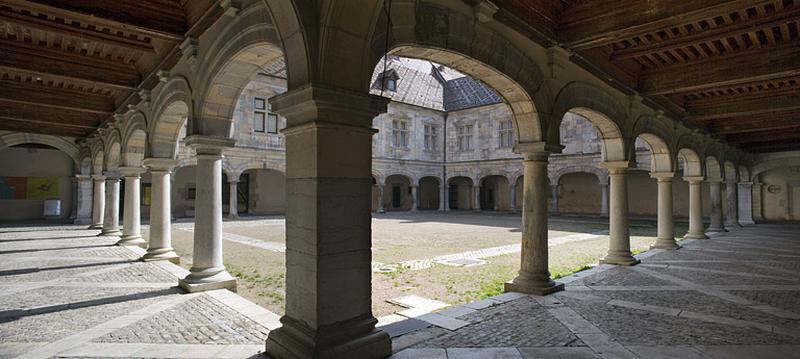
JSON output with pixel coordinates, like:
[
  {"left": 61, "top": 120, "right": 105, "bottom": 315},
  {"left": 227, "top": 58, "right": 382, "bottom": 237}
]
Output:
[{"left": 0, "top": 147, "right": 75, "bottom": 221}]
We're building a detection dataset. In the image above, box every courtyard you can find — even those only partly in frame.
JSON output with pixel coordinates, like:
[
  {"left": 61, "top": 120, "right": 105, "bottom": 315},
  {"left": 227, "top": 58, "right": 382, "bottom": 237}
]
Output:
[{"left": 148, "top": 212, "right": 689, "bottom": 318}]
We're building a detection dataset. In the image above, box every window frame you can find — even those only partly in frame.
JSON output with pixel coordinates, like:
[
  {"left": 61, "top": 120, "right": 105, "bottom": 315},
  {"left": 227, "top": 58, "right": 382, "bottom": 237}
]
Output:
[
  {"left": 392, "top": 119, "right": 410, "bottom": 149},
  {"left": 254, "top": 97, "right": 267, "bottom": 133}
]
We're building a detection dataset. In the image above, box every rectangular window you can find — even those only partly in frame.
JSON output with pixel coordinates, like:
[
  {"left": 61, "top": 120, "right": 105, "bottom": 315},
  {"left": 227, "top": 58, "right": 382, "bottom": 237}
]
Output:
[
  {"left": 392, "top": 119, "right": 409, "bottom": 148},
  {"left": 254, "top": 97, "right": 266, "bottom": 133},
  {"left": 424, "top": 124, "right": 438, "bottom": 151},
  {"left": 457, "top": 124, "right": 473, "bottom": 151},
  {"left": 499, "top": 120, "right": 514, "bottom": 148},
  {"left": 267, "top": 114, "right": 278, "bottom": 134}
]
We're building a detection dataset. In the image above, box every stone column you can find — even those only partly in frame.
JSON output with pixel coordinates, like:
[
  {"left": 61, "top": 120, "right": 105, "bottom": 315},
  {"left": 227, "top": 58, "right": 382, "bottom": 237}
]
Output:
[
  {"left": 752, "top": 181, "right": 765, "bottom": 222},
  {"left": 228, "top": 178, "right": 239, "bottom": 219},
  {"left": 725, "top": 180, "right": 740, "bottom": 228},
  {"left": 89, "top": 175, "right": 106, "bottom": 229},
  {"left": 178, "top": 136, "right": 237, "bottom": 293},
  {"left": 410, "top": 185, "right": 418, "bottom": 212},
  {"left": 118, "top": 167, "right": 145, "bottom": 246},
  {"left": 439, "top": 179, "right": 446, "bottom": 211},
  {"left": 738, "top": 182, "right": 755, "bottom": 225},
  {"left": 707, "top": 179, "right": 726, "bottom": 232},
  {"left": 651, "top": 173, "right": 678, "bottom": 249},
  {"left": 684, "top": 176, "right": 708, "bottom": 239},
  {"left": 74, "top": 175, "right": 93, "bottom": 225},
  {"left": 142, "top": 158, "right": 180, "bottom": 263},
  {"left": 510, "top": 182, "right": 517, "bottom": 212},
  {"left": 505, "top": 147, "right": 563, "bottom": 295},
  {"left": 600, "top": 182, "right": 609, "bottom": 217},
  {"left": 472, "top": 185, "right": 481, "bottom": 212},
  {"left": 550, "top": 184, "right": 559, "bottom": 214},
  {"left": 377, "top": 184, "right": 385, "bottom": 213},
  {"left": 69, "top": 177, "right": 78, "bottom": 222},
  {"left": 100, "top": 174, "right": 122, "bottom": 237},
  {"left": 265, "top": 85, "right": 391, "bottom": 359},
  {"left": 600, "top": 163, "right": 639, "bottom": 266}
]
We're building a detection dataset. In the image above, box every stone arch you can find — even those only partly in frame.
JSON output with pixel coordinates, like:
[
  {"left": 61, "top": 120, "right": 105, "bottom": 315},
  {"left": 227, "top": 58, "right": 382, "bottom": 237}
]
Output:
[
  {"left": 738, "top": 165, "right": 750, "bottom": 182},
  {"left": 724, "top": 161, "right": 738, "bottom": 182},
  {"left": 0, "top": 132, "right": 81, "bottom": 168},
  {"left": 706, "top": 156, "right": 723, "bottom": 180},
  {"left": 104, "top": 129, "right": 123, "bottom": 172},
  {"left": 361, "top": 2, "right": 549, "bottom": 144},
  {"left": 91, "top": 144, "right": 104, "bottom": 175},
  {"left": 550, "top": 82, "right": 629, "bottom": 161},
  {"left": 752, "top": 156, "right": 800, "bottom": 179},
  {"left": 78, "top": 149, "right": 92, "bottom": 175},
  {"left": 194, "top": 1, "right": 283, "bottom": 137},
  {"left": 553, "top": 165, "right": 607, "bottom": 185},
  {"left": 121, "top": 112, "right": 148, "bottom": 167},
  {"left": 636, "top": 133, "right": 673, "bottom": 173},
  {"left": 677, "top": 148, "right": 703, "bottom": 177},
  {"left": 149, "top": 76, "right": 193, "bottom": 159}
]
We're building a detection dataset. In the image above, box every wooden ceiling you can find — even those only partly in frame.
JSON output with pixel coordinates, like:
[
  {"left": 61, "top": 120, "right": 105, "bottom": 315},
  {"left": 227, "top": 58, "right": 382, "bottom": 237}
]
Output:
[
  {"left": 489, "top": 0, "right": 800, "bottom": 153},
  {"left": 0, "top": 0, "right": 219, "bottom": 138}
]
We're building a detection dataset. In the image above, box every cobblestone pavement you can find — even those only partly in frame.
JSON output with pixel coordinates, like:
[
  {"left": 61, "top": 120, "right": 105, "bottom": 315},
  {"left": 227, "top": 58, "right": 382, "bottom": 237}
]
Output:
[
  {"left": 391, "top": 223, "right": 800, "bottom": 358},
  {"left": 0, "top": 224, "right": 278, "bottom": 359}
]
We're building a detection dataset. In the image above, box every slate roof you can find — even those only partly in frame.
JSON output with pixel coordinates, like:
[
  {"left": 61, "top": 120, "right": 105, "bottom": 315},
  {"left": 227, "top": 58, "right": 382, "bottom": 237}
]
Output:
[{"left": 369, "top": 56, "right": 503, "bottom": 112}]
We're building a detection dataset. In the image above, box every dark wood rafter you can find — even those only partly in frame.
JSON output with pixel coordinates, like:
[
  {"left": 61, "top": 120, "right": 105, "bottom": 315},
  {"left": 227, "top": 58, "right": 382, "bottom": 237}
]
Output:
[{"left": 0, "top": 79, "right": 115, "bottom": 114}]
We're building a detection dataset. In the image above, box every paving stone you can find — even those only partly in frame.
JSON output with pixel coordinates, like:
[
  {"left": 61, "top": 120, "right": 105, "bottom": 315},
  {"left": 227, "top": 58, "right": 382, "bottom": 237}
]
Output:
[
  {"left": 446, "top": 347, "right": 522, "bottom": 358},
  {"left": 390, "top": 348, "right": 447, "bottom": 359},
  {"left": 626, "top": 346, "right": 708, "bottom": 359},
  {"left": 381, "top": 318, "right": 431, "bottom": 338},
  {"left": 570, "top": 267, "right": 672, "bottom": 287},
  {"left": 75, "top": 262, "right": 177, "bottom": 283},
  {"left": 96, "top": 295, "right": 270, "bottom": 345},
  {"left": 518, "top": 347, "right": 599, "bottom": 359},
  {"left": 416, "top": 313, "right": 470, "bottom": 331},
  {"left": 414, "top": 297, "right": 580, "bottom": 348}
]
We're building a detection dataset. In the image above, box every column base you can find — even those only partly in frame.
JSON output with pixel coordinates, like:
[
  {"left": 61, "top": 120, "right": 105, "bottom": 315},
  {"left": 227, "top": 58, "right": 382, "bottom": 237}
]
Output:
[
  {"left": 739, "top": 220, "right": 756, "bottom": 225},
  {"left": 142, "top": 248, "right": 181, "bottom": 264},
  {"left": 651, "top": 239, "right": 680, "bottom": 250},
  {"left": 227, "top": 214, "right": 240, "bottom": 220},
  {"left": 504, "top": 277, "right": 564, "bottom": 296},
  {"left": 706, "top": 226, "right": 727, "bottom": 233},
  {"left": 377, "top": 209, "right": 385, "bottom": 214},
  {"left": 179, "top": 268, "right": 237, "bottom": 293},
  {"left": 98, "top": 229, "right": 123, "bottom": 237},
  {"left": 117, "top": 235, "right": 146, "bottom": 246},
  {"left": 88, "top": 223, "right": 103, "bottom": 229},
  {"left": 265, "top": 315, "right": 391, "bottom": 359},
  {"left": 600, "top": 252, "right": 640, "bottom": 266},
  {"left": 73, "top": 217, "right": 91, "bottom": 225},
  {"left": 683, "top": 232, "right": 709, "bottom": 240}
]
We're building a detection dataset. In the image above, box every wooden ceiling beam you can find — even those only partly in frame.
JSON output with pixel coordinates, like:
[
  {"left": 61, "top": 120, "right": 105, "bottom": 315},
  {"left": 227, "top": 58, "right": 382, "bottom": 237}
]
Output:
[
  {"left": 712, "top": 120, "right": 800, "bottom": 135},
  {"left": 725, "top": 129, "right": 800, "bottom": 143},
  {"left": 0, "top": 9, "right": 155, "bottom": 53},
  {"left": 639, "top": 46, "right": 800, "bottom": 95},
  {"left": 611, "top": 5, "right": 800, "bottom": 61},
  {"left": 748, "top": 141, "right": 800, "bottom": 152},
  {"left": 560, "top": 0, "right": 767, "bottom": 49},
  {"left": 0, "top": 80, "right": 115, "bottom": 114},
  {"left": 688, "top": 90, "right": 800, "bottom": 120},
  {"left": 0, "top": 50, "right": 140, "bottom": 91},
  {"left": 0, "top": 100, "right": 104, "bottom": 127},
  {"left": 0, "top": 117, "right": 94, "bottom": 137},
  {"left": 6, "top": 0, "right": 186, "bottom": 40}
]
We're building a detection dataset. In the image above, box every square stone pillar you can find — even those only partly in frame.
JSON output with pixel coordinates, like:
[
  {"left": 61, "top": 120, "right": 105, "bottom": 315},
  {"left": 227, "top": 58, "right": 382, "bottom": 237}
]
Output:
[
  {"left": 179, "top": 136, "right": 237, "bottom": 293},
  {"left": 752, "top": 182, "right": 765, "bottom": 222},
  {"left": 550, "top": 184, "right": 559, "bottom": 214},
  {"left": 264, "top": 84, "right": 391, "bottom": 359},
  {"left": 228, "top": 178, "right": 240, "bottom": 219},
  {"left": 89, "top": 175, "right": 106, "bottom": 229},
  {"left": 600, "top": 161, "right": 639, "bottom": 266},
  {"left": 410, "top": 185, "right": 418, "bottom": 212},
  {"left": 439, "top": 178, "right": 446, "bottom": 211},
  {"left": 725, "top": 180, "right": 741, "bottom": 228},
  {"left": 651, "top": 172, "right": 679, "bottom": 249},
  {"left": 684, "top": 176, "right": 708, "bottom": 239},
  {"left": 100, "top": 173, "right": 123, "bottom": 237},
  {"left": 377, "top": 183, "right": 386, "bottom": 213},
  {"left": 505, "top": 143, "right": 563, "bottom": 295},
  {"left": 738, "top": 182, "right": 755, "bottom": 225},
  {"left": 74, "top": 175, "right": 93, "bottom": 225},
  {"left": 472, "top": 185, "right": 481, "bottom": 212},
  {"left": 600, "top": 181, "right": 609, "bottom": 217},
  {"left": 509, "top": 182, "right": 517, "bottom": 212},
  {"left": 142, "top": 158, "right": 180, "bottom": 263},
  {"left": 118, "top": 167, "right": 146, "bottom": 246},
  {"left": 707, "top": 179, "right": 726, "bottom": 232}
]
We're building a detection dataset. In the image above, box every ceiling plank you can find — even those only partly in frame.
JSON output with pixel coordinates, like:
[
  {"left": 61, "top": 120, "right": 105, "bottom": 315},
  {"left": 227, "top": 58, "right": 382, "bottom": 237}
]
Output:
[
  {"left": 0, "top": 9, "right": 155, "bottom": 53},
  {"left": 560, "top": 0, "right": 766, "bottom": 49},
  {"left": 611, "top": 5, "right": 800, "bottom": 61},
  {"left": 0, "top": 117, "right": 93, "bottom": 137},
  {"left": 688, "top": 89, "right": 800, "bottom": 120},
  {"left": 0, "top": 100, "right": 104, "bottom": 127},
  {"left": 0, "top": 80, "right": 115, "bottom": 114},
  {"left": 639, "top": 45, "right": 800, "bottom": 95},
  {"left": 0, "top": 49, "right": 140, "bottom": 90}
]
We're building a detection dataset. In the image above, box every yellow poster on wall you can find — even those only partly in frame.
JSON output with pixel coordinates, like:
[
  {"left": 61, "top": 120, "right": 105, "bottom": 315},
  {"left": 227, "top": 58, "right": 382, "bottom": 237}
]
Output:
[{"left": 26, "top": 177, "right": 59, "bottom": 199}]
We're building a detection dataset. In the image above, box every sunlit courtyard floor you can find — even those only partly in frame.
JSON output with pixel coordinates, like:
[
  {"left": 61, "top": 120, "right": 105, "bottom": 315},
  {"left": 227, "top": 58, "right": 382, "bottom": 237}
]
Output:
[{"left": 148, "top": 212, "right": 690, "bottom": 317}]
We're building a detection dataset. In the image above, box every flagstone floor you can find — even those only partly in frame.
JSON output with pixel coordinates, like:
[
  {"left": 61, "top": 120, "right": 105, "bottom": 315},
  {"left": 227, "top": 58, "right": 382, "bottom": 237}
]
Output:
[{"left": 0, "top": 222, "right": 798, "bottom": 358}]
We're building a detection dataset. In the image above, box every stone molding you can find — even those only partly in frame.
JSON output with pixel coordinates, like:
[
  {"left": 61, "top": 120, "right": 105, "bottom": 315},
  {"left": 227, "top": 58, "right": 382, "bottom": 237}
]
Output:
[{"left": 270, "top": 83, "right": 390, "bottom": 128}]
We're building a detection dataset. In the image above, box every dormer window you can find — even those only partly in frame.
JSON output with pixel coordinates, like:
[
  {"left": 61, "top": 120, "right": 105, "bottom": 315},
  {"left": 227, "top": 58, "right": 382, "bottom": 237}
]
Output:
[
  {"left": 385, "top": 78, "right": 397, "bottom": 91},
  {"left": 374, "top": 69, "right": 399, "bottom": 92}
]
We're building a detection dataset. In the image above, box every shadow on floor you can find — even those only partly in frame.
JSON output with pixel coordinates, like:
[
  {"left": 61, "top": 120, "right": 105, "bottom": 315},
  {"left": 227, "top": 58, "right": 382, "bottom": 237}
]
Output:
[
  {"left": 0, "top": 258, "right": 140, "bottom": 277},
  {"left": 0, "top": 243, "right": 114, "bottom": 255},
  {"left": 0, "top": 287, "right": 182, "bottom": 324},
  {"left": 0, "top": 234, "right": 101, "bottom": 243}
]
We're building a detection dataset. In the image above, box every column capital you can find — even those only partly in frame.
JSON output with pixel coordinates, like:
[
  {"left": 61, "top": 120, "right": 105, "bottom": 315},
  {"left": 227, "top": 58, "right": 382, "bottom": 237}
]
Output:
[
  {"left": 513, "top": 141, "right": 562, "bottom": 160},
  {"left": 185, "top": 135, "right": 236, "bottom": 156},
  {"left": 75, "top": 174, "right": 92, "bottom": 181},
  {"left": 650, "top": 172, "right": 675, "bottom": 180},
  {"left": 271, "top": 83, "right": 390, "bottom": 128},
  {"left": 119, "top": 166, "right": 145, "bottom": 177},
  {"left": 143, "top": 158, "right": 180, "bottom": 172},
  {"left": 683, "top": 176, "right": 705, "bottom": 184},
  {"left": 91, "top": 174, "right": 106, "bottom": 181},
  {"left": 600, "top": 161, "right": 633, "bottom": 171},
  {"left": 738, "top": 181, "right": 754, "bottom": 186},
  {"left": 706, "top": 177, "right": 723, "bottom": 183}
]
